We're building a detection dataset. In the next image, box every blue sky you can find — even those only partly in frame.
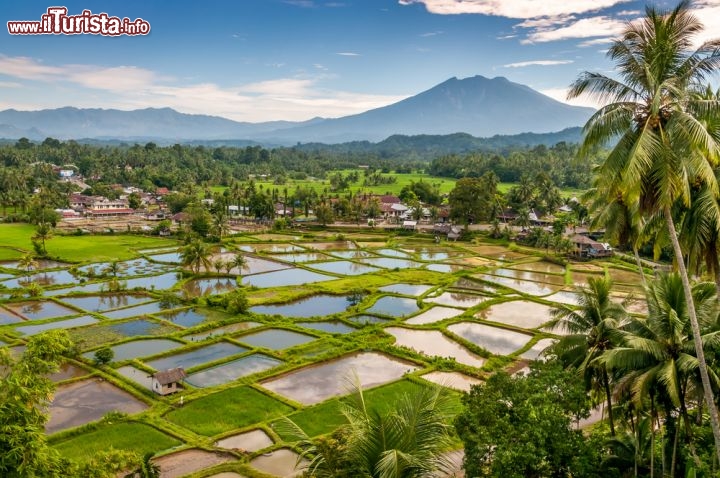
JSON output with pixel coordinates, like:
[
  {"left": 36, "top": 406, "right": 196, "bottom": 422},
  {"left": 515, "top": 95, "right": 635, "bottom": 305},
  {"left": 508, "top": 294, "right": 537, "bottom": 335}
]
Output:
[{"left": 1, "top": 0, "right": 718, "bottom": 122}]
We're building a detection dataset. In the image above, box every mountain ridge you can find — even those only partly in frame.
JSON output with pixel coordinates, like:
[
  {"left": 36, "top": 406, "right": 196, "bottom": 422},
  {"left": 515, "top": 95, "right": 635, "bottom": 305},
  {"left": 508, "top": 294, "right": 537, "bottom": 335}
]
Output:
[{"left": 0, "top": 75, "right": 593, "bottom": 144}]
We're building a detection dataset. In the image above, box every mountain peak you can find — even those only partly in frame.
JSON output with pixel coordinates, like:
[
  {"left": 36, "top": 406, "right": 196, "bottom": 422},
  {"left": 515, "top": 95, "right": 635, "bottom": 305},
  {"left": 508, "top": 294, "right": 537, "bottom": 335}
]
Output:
[{"left": 0, "top": 75, "right": 593, "bottom": 144}]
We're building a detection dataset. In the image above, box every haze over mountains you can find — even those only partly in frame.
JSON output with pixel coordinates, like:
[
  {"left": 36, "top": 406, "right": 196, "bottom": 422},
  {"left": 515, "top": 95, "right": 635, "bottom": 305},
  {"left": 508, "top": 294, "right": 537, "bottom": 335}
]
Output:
[{"left": 0, "top": 75, "right": 593, "bottom": 145}]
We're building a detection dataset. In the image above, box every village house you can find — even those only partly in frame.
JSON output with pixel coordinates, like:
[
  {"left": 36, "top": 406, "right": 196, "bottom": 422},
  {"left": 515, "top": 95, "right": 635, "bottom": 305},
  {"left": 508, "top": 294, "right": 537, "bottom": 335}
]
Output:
[
  {"left": 569, "top": 234, "right": 613, "bottom": 259},
  {"left": 151, "top": 368, "right": 187, "bottom": 396}
]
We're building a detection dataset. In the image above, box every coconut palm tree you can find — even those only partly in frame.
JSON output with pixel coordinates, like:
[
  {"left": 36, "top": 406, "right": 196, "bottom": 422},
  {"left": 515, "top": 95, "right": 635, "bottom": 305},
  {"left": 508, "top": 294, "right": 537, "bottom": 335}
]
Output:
[
  {"left": 280, "top": 381, "right": 456, "bottom": 478},
  {"left": 17, "top": 254, "right": 39, "bottom": 274},
  {"left": 230, "top": 253, "right": 246, "bottom": 276},
  {"left": 180, "top": 240, "right": 211, "bottom": 275},
  {"left": 548, "top": 276, "right": 627, "bottom": 435},
  {"left": 602, "top": 273, "right": 720, "bottom": 474},
  {"left": 568, "top": 0, "right": 720, "bottom": 456}
]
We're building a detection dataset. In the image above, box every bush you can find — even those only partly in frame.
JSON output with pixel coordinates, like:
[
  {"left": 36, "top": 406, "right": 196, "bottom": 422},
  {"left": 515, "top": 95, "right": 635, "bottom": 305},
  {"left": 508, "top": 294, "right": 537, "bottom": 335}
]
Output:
[{"left": 93, "top": 347, "right": 114, "bottom": 365}]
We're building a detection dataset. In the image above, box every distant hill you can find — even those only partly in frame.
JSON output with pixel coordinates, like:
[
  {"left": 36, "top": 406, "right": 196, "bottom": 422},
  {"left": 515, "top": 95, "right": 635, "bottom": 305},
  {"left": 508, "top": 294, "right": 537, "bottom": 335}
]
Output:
[
  {"left": 0, "top": 75, "right": 593, "bottom": 144},
  {"left": 292, "top": 128, "right": 584, "bottom": 159}
]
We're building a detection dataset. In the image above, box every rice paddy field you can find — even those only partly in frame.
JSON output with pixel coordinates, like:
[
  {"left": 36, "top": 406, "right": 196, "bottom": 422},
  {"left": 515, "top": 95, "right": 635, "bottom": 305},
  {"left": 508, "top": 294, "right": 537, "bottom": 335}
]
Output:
[{"left": 0, "top": 226, "right": 644, "bottom": 477}]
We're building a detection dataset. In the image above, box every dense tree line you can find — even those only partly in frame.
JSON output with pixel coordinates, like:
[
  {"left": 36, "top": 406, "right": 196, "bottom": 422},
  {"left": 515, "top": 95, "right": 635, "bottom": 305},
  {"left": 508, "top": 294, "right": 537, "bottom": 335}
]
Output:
[{"left": 429, "top": 142, "right": 597, "bottom": 188}]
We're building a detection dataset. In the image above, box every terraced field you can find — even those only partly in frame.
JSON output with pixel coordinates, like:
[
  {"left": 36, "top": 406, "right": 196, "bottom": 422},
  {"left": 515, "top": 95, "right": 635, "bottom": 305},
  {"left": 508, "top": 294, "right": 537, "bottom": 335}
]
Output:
[{"left": 0, "top": 229, "right": 646, "bottom": 477}]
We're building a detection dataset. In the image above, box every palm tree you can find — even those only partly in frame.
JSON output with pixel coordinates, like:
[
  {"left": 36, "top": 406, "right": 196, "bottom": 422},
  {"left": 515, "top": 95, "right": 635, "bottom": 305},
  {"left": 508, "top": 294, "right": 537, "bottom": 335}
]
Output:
[
  {"left": 548, "top": 276, "right": 627, "bottom": 435},
  {"left": 17, "top": 254, "right": 38, "bottom": 274},
  {"left": 213, "top": 258, "right": 224, "bottom": 274},
  {"left": 32, "top": 222, "right": 53, "bottom": 256},
  {"left": 180, "top": 240, "right": 211, "bottom": 274},
  {"left": 230, "top": 253, "right": 246, "bottom": 276},
  {"left": 103, "top": 260, "right": 123, "bottom": 278},
  {"left": 601, "top": 273, "right": 720, "bottom": 474},
  {"left": 568, "top": 1, "right": 720, "bottom": 456},
  {"left": 280, "top": 381, "right": 456, "bottom": 478}
]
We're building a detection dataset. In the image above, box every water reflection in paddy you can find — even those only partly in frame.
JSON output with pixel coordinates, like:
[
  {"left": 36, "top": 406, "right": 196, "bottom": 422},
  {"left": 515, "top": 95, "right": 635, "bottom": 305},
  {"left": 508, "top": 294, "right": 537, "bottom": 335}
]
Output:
[
  {"left": 492, "top": 268, "right": 566, "bottom": 285},
  {"left": 60, "top": 294, "right": 152, "bottom": 312},
  {"left": 405, "top": 306, "right": 464, "bottom": 325},
  {"left": 425, "top": 263, "right": 467, "bottom": 274},
  {"left": 509, "top": 261, "right": 566, "bottom": 275},
  {"left": 109, "top": 319, "right": 171, "bottom": 337},
  {"left": 2, "top": 270, "right": 78, "bottom": 288},
  {"left": 347, "top": 315, "right": 391, "bottom": 325},
  {"left": 269, "top": 252, "right": 329, "bottom": 263},
  {"left": 373, "top": 248, "right": 409, "bottom": 258},
  {"left": 296, "top": 321, "right": 356, "bottom": 334},
  {"left": 475, "top": 274, "right": 561, "bottom": 296},
  {"left": 185, "top": 354, "right": 283, "bottom": 388},
  {"left": 367, "top": 297, "right": 420, "bottom": 317},
  {"left": 84, "top": 338, "right": 183, "bottom": 361},
  {"left": 448, "top": 322, "right": 534, "bottom": 356},
  {"left": 307, "top": 261, "right": 379, "bottom": 276},
  {"left": 102, "top": 302, "right": 175, "bottom": 320},
  {"left": 239, "top": 244, "right": 304, "bottom": 253},
  {"left": 147, "top": 252, "right": 182, "bottom": 264},
  {"left": 124, "top": 272, "right": 180, "bottom": 290},
  {"left": 385, "top": 327, "right": 485, "bottom": 367},
  {"left": 250, "top": 294, "right": 350, "bottom": 317},
  {"left": 520, "top": 338, "right": 555, "bottom": 360},
  {"left": 215, "top": 429, "right": 274, "bottom": 452},
  {"left": 241, "top": 269, "right": 334, "bottom": 288},
  {"left": 16, "top": 315, "right": 97, "bottom": 336},
  {"left": 1, "top": 259, "right": 68, "bottom": 270},
  {"left": 329, "top": 250, "right": 375, "bottom": 260},
  {"left": 6, "top": 301, "right": 79, "bottom": 320},
  {"left": 158, "top": 308, "right": 225, "bottom": 328},
  {"left": 182, "top": 278, "right": 237, "bottom": 297},
  {"left": 116, "top": 365, "right": 152, "bottom": 390},
  {"left": 146, "top": 342, "right": 247, "bottom": 371},
  {"left": 184, "top": 322, "right": 261, "bottom": 342},
  {"left": 49, "top": 363, "right": 89, "bottom": 382},
  {"left": 379, "top": 283, "right": 433, "bottom": 296},
  {"left": 544, "top": 291, "right": 581, "bottom": 305},
  {"left": 421, "top": 371, "right": 482, "bottom": 392},
  {"left": 0, "top": 307, "right": 23, "bottom": 325},
  {"left": 261, "top": 352, "right": 419, "bottom": 405},
  {"left": 78, "top": 258, "right": 170, "bottom": 277},
  {"left": 237, "top": 328, "right": 315, "bottom": 350},
  {"left": 362, "top": 257, "right": 423, "bottom": 270},
  {"left": 477, "top": 300, "right": 554, "bottom": 329},
  {"left": 425, "top": 292, "right": 486, "bottom": 308}
]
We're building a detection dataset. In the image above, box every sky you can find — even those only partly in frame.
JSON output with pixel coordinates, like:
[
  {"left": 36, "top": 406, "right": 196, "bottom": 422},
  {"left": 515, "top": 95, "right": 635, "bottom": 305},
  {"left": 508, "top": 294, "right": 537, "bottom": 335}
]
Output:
[{"left": 1, "top": 0, "right": 719, "bottom": 123}]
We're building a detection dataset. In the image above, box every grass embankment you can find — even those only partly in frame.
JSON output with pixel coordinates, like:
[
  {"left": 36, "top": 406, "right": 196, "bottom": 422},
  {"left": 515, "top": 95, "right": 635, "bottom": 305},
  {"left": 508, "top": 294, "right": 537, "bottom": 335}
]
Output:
[
  {"left": 52, "top": 422, "right": 181, "bottom": 462},
  {"left": 164, "top": 386, "right": 293, "bottom": 436},
  {"left": 0, "top": 223, "right": 178, "bottom": 262}
]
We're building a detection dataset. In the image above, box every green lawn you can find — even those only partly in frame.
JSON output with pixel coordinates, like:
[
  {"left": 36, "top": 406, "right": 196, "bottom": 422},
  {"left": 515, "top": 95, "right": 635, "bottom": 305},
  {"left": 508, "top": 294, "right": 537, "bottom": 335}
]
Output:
[
  {"left": 52, "top": 422, "right": 181, "bottom": 462},
  {"left": 209, "top": 171, "right": 584, "bottom": 198},
  {"left": 273, "top": 379, "right": 462, "bottom": 438},
  {"left": 164, "top": 386, "right": 293, "bottom": 436},
  {"left": 0, "top": 224, "right": 179, "bottom": 262}
]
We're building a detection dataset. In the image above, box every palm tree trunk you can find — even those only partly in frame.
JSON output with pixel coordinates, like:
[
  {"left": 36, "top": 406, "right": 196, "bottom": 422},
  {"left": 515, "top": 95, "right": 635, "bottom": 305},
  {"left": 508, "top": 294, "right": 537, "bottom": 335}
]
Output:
[
  {"left": 633, "top": 246, "right": 648, "bottom": 289},
  {"left": 603, "top": 367, "right": 615, "bottom": 436},
  {"left": 665, "top": 207, "right": 720, "bottom": 463},
  {"left": 714, "top": 263, "right": 720, "bottom": 299}
]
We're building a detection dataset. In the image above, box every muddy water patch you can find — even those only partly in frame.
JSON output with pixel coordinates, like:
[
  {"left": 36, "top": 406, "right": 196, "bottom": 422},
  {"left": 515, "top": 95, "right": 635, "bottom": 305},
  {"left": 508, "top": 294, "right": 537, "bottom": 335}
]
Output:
[
  {"left": 477, "top": 300, "right": 554, "bottom": 329},
  {"left": 46, "top": 379, "right": 148, "bottom": 434},
  {"left": 185, "top": 353, "right": 282, "bottom": 388},
  {"left": 15, "top": 315, "right": 97, "bottom": 336},
  {"left": 251, "top": 294, "right": 350, "bottom": 317},
  {"left": 448, "top": 322, "right": 534, "bottom": 356},
  {"left": 367, "top": 296, "right": 420, "bottom": 317},
  {"left": 261, "top": 352, "right": 418, "bottom": 405},
  {"left": 385, "top": 327, "right": 485, "bottom": 367},
  {"left": 421, "top": 371, "right": 482, "bottom": 392},
  {"left": 241, "top": 268, "right": 334, "bottom": 288},
  {"left": 237, "top": 328, "right": 316, "bottom": 350},
  {"left": 215, "top": 429, "right": 273, "bottom": 452},
  {"left": 405, "top": 306, "right": 464, "bottom": 325}
]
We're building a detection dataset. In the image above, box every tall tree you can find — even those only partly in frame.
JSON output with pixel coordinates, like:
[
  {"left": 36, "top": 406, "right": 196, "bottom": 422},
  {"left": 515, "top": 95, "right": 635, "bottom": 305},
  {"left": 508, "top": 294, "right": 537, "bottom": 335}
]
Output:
[
  {"left": 180, "top": 240, "right": 212, "bottom": 274},
  {"left": 549, "top": 276, "right": 626, "bottom": 435},
  {"left": 568, "top": 0, "right": 720, "bottom": 458}
]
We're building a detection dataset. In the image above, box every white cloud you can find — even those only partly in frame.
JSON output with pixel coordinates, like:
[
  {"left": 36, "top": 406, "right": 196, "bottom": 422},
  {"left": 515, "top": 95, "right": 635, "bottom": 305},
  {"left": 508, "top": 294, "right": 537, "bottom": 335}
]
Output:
[
  {"left": 398, "top": 0, "right": 630, "bottom": 18},
  {"left": 0, "top": 55, "right": 405, "bottom": 122},
  {"left": 523, "top": 16, "right": 626, "bottom": 43},
  {"left": 577, "top": 37, "right": 614, "bottom": 47},
  {"left": 503, "top": 60, "right": 573, "bottom": 68},
  {"left": 336, "top": 52, "right": 360, "bottom": 56},
  {"left": 420, "top": 30, "right": 443, "bottom": 37}
]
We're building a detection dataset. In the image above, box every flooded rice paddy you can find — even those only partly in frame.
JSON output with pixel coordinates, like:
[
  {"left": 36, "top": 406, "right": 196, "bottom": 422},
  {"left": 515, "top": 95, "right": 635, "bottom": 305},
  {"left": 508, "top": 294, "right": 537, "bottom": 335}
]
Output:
[{"left": 0, "top": 233, "right": 651, "bottom": 468}]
